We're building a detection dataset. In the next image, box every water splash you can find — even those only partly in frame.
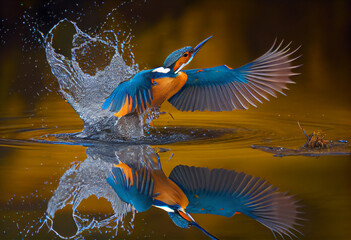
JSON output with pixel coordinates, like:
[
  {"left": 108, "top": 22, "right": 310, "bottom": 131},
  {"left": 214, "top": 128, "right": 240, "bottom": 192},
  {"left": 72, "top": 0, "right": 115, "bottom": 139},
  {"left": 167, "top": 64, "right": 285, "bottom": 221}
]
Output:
[
  {"left": 39, "top": 144, "right": 160, "bottom": 238},
  {"left": 44, "top": 19, "right": 144, "bottom": 140}
]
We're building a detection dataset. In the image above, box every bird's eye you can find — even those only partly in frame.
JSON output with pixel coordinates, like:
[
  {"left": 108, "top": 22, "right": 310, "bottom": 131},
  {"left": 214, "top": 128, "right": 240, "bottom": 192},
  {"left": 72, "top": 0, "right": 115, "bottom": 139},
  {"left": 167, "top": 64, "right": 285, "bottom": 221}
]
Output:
[{"left": 183, "top": 53, "right": 188, "bottom": 57}]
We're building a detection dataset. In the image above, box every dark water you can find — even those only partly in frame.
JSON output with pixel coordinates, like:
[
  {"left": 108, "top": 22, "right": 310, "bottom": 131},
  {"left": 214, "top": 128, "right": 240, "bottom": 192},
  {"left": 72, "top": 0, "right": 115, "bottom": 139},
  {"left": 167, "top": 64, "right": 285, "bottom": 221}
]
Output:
[{"left": 1, "top": 1, "right": 351, "bottom": 239}]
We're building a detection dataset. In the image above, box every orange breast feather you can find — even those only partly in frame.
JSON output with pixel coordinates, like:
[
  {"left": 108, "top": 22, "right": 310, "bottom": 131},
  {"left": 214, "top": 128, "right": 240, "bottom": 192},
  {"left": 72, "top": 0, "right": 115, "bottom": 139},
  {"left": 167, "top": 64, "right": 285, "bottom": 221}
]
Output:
[
  {"left": 114, "top": 72, "right": 187, "bottom": 118},
  {"left": 152, "top": 170, "right": 189, "bottom": 209},
  {"left": 151, "top": 72, "right": 187, "bottom": 108}
]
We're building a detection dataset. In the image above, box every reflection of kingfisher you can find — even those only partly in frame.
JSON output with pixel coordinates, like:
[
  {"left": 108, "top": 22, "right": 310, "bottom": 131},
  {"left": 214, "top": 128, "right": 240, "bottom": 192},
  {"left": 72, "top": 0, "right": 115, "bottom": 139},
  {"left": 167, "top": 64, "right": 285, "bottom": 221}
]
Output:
[
  {"left": 107, "top": 159, "right": 300, "bottom": 239},
  {"left": 102, "top": 36, "right": 299, "bottom": 118}
]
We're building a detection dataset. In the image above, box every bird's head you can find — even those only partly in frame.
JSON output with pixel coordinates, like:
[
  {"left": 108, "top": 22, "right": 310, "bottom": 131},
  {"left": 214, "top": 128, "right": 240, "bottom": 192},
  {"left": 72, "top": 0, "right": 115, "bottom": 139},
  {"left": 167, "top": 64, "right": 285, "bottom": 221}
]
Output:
[
  {"left": 163, "top": 36, "right": 212, "bottom": 74},
  {"left": 168, "top": 208, "right": 218, "bottom": 240}
]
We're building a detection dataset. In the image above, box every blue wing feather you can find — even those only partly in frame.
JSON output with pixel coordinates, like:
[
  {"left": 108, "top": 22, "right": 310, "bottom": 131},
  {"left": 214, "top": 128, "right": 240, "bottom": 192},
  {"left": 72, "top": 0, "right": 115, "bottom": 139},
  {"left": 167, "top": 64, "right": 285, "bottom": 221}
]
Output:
[
  {"left": 107, "top": 164, "right": 154, "bottom": 212},
  {"left": 102, "top": 92, "right": 115, "bottom": 110},
  {"left": 168, "top": 41, "right": 299, "bottom": 111},
  {"left": 102, "top": 70, "right": 154, "bottom": 115},
  {"left": 169, "top": 165, "right": 301, "bottom": 239}
]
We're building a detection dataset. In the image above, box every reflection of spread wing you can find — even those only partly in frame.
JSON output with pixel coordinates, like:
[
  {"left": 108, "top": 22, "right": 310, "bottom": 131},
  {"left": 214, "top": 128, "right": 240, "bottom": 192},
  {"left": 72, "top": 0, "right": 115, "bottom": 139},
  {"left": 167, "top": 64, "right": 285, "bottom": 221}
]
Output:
[
  {"left": 169, "top": 165, "right": 300, "bottom": 238},
  {"left": 107, "top": 163, "right": 155, "bottom": 212},
  {"left": 168, "top": 42, "right": 299, "bottom": 111},
  {"left": 102, "top": 70, "right": 153, "bottom": 117}
]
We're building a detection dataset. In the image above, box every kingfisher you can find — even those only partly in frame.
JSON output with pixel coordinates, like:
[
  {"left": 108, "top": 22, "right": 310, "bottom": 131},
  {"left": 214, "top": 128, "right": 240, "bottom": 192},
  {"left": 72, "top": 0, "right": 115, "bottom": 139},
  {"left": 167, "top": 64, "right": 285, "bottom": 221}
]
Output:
[
  {"left": 102, "top": 36, "right": 299, "bottom": 118},
  {"left": 107, "top": 158, "right": 301, "bottom": 239}
]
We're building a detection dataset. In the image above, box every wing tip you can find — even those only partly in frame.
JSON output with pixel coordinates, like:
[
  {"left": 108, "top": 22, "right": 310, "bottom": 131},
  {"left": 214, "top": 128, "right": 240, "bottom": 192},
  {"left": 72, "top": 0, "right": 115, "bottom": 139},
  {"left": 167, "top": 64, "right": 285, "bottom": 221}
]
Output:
[{"left": 250, "top": 190, "right": 303, "bottom": 239}]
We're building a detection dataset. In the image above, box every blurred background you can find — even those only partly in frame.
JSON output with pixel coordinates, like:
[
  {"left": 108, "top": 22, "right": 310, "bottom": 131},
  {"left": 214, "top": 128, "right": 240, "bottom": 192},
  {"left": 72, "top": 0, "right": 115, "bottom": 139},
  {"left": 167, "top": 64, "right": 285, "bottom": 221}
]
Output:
[
  {"left": 1, "top": 0, "right": 351, "bottom": 115},
  {"left": 0, "top": 0, "right": 351, "bottom": 239}
]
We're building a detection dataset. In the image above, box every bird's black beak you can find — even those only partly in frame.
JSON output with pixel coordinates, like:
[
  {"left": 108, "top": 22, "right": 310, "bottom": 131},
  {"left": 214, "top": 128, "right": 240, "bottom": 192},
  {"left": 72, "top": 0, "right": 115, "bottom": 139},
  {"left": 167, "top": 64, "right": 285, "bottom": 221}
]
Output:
[{"left": 192, "top": 36, "right": 212, "bottom": 56}]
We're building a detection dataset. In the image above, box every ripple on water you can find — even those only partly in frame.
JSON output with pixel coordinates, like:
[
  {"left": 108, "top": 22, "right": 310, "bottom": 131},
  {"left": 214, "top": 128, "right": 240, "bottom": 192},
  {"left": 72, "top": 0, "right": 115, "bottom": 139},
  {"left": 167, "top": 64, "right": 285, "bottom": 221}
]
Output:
[{"left": 1, "top": 110, "right": 350, "bottom": 152}]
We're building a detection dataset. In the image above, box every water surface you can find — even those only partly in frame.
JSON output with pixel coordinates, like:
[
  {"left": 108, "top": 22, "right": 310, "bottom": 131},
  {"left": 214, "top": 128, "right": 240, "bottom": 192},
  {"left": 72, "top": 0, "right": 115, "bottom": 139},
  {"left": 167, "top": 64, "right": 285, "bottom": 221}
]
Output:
[{"left": 1, "top": 92, "right": 350, "bottom": 239}]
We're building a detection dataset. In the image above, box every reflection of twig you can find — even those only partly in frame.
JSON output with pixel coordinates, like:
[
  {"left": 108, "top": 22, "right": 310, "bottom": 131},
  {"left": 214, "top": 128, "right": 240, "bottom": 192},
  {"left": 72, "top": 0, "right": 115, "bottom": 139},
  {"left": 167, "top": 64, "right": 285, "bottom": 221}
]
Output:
[
  {"left": 156, "top": 147, "right": 171, "bottom": 153},
  {"left": 159, "top": 111, "right": 175, "bottom": 120},
  {"left": 168, "top": 153, "right": 174, "bottom": 161},
  {"left": 168, "top": 112, "right": 175, "bottom": 120}
]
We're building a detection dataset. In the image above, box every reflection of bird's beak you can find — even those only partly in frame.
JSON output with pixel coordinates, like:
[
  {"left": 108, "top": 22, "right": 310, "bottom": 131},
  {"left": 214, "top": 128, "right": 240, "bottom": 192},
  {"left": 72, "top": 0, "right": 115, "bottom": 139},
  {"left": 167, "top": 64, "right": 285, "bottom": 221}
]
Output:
[
  {"left": 178, "top": 209, "right": 218, "bottom": 240},
  {"left": 190, "top": 221, "right": 219, "bottom": 240},
  {"left": 193, "top": 36, "right": 212, "bottom": 56},
  {"left": 178, "top": 208, "right": 195, "bottom": 222}
]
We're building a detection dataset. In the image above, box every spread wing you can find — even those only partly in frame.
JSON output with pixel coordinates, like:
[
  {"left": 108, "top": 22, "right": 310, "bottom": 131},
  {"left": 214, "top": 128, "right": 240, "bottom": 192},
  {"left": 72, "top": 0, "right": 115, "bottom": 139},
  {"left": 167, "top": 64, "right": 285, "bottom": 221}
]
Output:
[
  {"left": 169, "top": 165, "right": 301, "bottom": 238},
  {"left": 107, "top": 163, "right": 155, "bottom": 212},
  {"left": 102, "top": 70, "right": 153, "bottom": 117},
  {"left": 168, "top": 41, "right": 300, "bottom": 111}
]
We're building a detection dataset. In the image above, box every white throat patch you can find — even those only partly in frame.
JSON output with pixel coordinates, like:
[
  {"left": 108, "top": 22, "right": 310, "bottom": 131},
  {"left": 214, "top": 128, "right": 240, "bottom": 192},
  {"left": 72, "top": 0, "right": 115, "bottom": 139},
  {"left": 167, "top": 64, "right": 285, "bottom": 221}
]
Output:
[
  {"left": 154, "top": 205, "right": 174, "bottom": 212},
  {"left": 152, "top": 67, "right": 171, "bottom": 73},
  {"left": 174, "top": 55, "right": 194, "bottom": 74}
]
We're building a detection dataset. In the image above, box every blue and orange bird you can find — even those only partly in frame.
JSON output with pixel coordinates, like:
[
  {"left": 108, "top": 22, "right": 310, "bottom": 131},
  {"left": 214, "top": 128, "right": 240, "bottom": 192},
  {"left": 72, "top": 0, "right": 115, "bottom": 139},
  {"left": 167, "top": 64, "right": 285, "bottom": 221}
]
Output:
[
  {"left": 107, "top": 159, "right": 301, "bottom": 239},
  {"left": 102, "top": 36, "right": 300, "bottom": 118}
]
